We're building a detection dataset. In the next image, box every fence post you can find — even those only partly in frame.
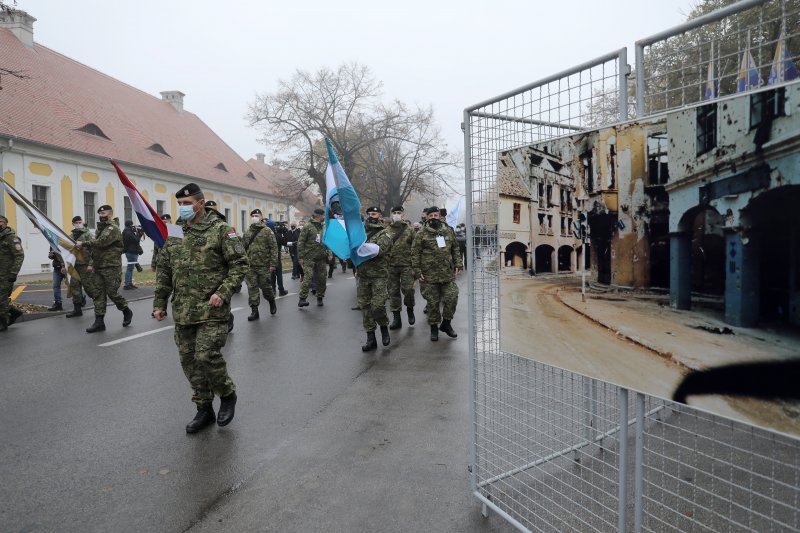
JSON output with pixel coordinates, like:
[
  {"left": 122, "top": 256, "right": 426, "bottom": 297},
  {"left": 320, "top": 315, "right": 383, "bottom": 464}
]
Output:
[
  {"left": 618, "top": 388, "right": 629, "bottom": 533},
  {"left": 634, "top": 393, "right": 645, "bottom": 532}
]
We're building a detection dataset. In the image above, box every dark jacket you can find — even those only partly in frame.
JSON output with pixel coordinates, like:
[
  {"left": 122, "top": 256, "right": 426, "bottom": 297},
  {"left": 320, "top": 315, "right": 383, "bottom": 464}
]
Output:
[{"left": 123, "top": 226, "right": 142, "bottom": 254}]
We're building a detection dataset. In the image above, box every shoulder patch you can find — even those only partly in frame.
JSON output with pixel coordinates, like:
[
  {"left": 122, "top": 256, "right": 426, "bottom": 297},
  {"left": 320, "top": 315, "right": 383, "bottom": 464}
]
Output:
[
  {"left": 227, "top": 231, "right": 238, "bottom": 239},
  {"left": 234, "top": 243, "right": 245, "bottom": 255}
]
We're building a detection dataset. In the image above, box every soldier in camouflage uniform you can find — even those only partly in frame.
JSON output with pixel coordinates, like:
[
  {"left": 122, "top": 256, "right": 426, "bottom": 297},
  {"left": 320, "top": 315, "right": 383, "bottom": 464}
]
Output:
[
  {"left": 0, "top": 214, "right": 25, "bottom": 332},
  {"left": 385, "top": 206, "right": 416, "bottom": 330},
  {"left": 244, "top": 208, "right": 278, "bottom": 320},
  {"left": 297, "top": 208, "right": 332, "bottom": 307},
  {"left": 411, "top": 206, "right": 463, "bottom": 341},
  {"left": 65, "top": 215, "right": 95, "bottom": 318},
  {"left": 76, "top": 205, "right": 132, "bottom": 333},
  {"left": 357, "top": 206, "right": 394, "bottom": 351},
  {"left": 153, "top": 183, "right": 249, "bottom": 434}
]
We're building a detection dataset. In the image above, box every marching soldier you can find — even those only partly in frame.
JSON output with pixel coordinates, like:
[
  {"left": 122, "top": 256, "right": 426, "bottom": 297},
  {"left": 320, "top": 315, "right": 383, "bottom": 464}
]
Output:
[
  {"left": 65, "top": 216, "right": 94, "bottom": 318},
  {"left": 0, "top": 214, "right": 24, "bottom": 332},
  {"left": 385, "top": 206, "right": 416, "bottom": 330},
  {"left": 153, "top": 183, "right": 248, "bottom": 434},
  {"left": 201, "top": 200, "right": 235, "bottom": 333},
  {"left": 357, "top": 206, "right": 393, "bottom": 351},
  {"left": 76, "top": 205, "right": 132, "bottom": 333},
  {"left": 411, "top": 206, "right": 463, "bottom": 341},
  {"left": 297, "top": 208, "right": 331, "bottom": 307},
  {"left": 244, "top": 208, "right": 278, "bottom": 320}
]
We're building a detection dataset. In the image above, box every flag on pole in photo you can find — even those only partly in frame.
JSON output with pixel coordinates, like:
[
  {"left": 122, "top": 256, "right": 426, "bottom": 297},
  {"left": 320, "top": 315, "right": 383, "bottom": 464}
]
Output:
[
  {"left": 767, "top": 31, "right": 799, "bottom": 85},
  {"left": 321, "top": 139, "right": 377, "bottom": 267},
  {"left": 111, "top": 160, "right": 182, "bottom": 245},
  {"left": 1, "top": 176, "right": 86, "bottom": 280},
  {"left": 737, "top": 43, "right": 763, "bottom": 92},
  {"left": 447, "top": 196, "right": 463, "bottom": 227}
]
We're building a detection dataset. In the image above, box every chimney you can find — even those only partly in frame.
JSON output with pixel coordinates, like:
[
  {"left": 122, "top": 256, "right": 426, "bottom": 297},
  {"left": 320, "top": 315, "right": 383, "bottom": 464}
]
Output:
[
  {"left": 160, "top": 91, "right": 185, "bottom": 113},
  {"left": 0, "top": 10, "right": 36, "bottom": 47},
  {"left": 256, "top": 153, "right": 266, "bottom": 164}
]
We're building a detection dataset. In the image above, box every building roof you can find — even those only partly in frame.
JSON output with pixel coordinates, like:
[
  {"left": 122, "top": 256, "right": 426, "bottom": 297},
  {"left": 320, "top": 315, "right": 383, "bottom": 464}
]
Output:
[
  {"left": 0, "top": 24, "right": 280, "bottom": 198},
  {"left": 499, "top": 154, "right": 531, "bottom": 199}
]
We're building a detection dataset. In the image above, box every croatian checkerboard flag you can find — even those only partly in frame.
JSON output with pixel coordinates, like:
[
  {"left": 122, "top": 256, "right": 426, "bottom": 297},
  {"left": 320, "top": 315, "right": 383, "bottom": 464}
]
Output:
[
  {"left": 321, "top": 139, "right": 377, "bottom": 266},
  {"left": 111, "top": 160, "right": 182, "bottom": 245}
]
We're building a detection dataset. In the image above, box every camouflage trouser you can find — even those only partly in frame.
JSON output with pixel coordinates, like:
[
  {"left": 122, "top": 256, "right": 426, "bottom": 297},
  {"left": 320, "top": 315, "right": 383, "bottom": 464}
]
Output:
[
  {"left": 420, "top": 281, "right": 459, "bottom": 325},
  {"left": 245, "top": 268, "right": 274, "bottom": 307},
  {"left": 0, "top": 279, "right": 12, "bottom": 322},
  {"left": 70, "top": 264, "right": 95, "bottom": 306},
  {"left": 357, "top": 276, "right": 388, "bottom": 331},
  {"left": 174, "top": 321, "right": 236, "bottom": 406},
  {"left": 90, "top": 266, "right": 128, "bottom": 316},
  {"left": 387, "top": 265, "right": 415, "bottom": 312},
  {"left": 299, "top": 257, "right": 328, "bottom": 299}
]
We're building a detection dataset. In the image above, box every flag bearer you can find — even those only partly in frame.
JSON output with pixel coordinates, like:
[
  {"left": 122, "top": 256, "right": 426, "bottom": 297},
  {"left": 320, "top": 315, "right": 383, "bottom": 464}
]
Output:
[
  {"left": 65, "top": 216, "right": 94, "bottom": 318},
  {"left": 76, "top": 205, "right": 132, "bottom": 333},
  {"left": 411, "top": 206, "right": 463, "bottom": 341},
  {"left": 357, "top": 206, "right": 394, "bottom": 351},
  {"left": 153, "top": 183, "right": 248, "bottom": 434}
]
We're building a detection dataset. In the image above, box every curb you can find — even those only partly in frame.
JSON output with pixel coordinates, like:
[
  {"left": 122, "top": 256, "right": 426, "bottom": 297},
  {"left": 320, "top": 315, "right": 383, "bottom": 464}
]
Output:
[
  {"left": 13, "top": 294, "right": 155, "bottom": 323},
  {"left": 554, "top": 288, "right": 692, "bottom": 372}
]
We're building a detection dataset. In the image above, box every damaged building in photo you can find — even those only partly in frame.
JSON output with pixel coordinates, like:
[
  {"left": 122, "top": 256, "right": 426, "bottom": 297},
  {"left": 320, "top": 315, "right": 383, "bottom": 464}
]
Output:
[{"left": 497, "top": 80, "right": 800, "bottom": 328}]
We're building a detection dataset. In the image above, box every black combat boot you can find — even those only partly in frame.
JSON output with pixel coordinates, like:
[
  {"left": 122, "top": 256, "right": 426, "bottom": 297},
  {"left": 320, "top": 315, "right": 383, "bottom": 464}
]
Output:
[
  {"left": 361, "top": 330, "right": 377, "bottom": 352},
  {"left": 217, "top": 391, "right": 237, "bottom": 426},
  {"left": 278, "top": 289, "right": 288, "bottom": 296},
  {"left": 317, "top": 297, "right": 324, "bottom": 307},
  {"left": 380, "top": 325, "right": 390, "bottom": 346},
  {"left": 0, "top": 317, "right": 7, "bottom": 332},
  {"left": 430, "top": 324, "right": 439, "bottom": 341},
  {"left": 298, "top": 297, "right": 309, "bottom": 307},
  {"left": 389, "top": 311, "right": 402, "bottom": 330},
  {"left": 407, "top": 306, "right": 415, "bottom": 325},
  {"left": 122, "top": 307, "right": 133, "bottom": 327},
  {"left": 186, "top": 404, "right": 215, "bottom": 434},
  {"left": 65, "top": 304, "right": 83, "bottom": 318},
  {"left": 8, "top": 306, "right": 23, "bottom": 325},
  {"left": 439, "top": 319, "right": 458, "bottom": 338},
  {"left": 268, "top": 298, "right": 277, "bottom": 315},
  {"left": 228, "top": 313, "right": 234, "bottom": 332},
  {"left": 48, "top": 302, "right": 63, "bottom": 311},
  {"left": 248, "top": 306, "right": 260, "bottom": 321},
  {"left": 86, "top": 315, "right": 106, "bottom": 333}
]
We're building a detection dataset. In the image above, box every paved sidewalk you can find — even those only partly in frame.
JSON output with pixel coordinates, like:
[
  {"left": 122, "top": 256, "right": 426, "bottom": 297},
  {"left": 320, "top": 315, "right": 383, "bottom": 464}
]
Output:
[{"left": 558, "top": 287, "right": 800, "bottom": 371}]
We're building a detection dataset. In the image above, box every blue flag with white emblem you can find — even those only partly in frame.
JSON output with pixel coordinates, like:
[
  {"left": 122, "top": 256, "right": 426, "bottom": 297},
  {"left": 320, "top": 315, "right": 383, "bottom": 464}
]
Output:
[{"left": 322, "top": 139, "right": 378, "bottom": 267}]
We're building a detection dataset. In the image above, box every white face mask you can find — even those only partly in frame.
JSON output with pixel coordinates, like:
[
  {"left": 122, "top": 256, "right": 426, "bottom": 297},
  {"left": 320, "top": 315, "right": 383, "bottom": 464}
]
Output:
[
  {"left": 391, "top": 214, "right": 402, "bottom": 222},
  {"left": 73, "top": 223, "right": 83, "bottom": 229},
  {"left": 251, "top": 216, "right": 261, "bottom": 224}
]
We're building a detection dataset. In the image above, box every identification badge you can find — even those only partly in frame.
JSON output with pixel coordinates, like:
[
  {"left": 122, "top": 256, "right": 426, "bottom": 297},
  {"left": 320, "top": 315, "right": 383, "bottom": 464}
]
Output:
[
  {"left": 436, "top": 236, "right": 446, "bottom": 248},
  {"left": 315, "top": 233, "right": 321, "bottom": 243}
]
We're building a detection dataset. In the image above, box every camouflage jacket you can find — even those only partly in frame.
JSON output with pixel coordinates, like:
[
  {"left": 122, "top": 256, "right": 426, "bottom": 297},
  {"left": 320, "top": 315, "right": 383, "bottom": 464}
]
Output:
[
  {"left": 385, "top": 221, "right": 415, "bottom": 268},
  {"left": 411, "top": 222, "right": 463, "bottom": 283},
  {"left": 153, "top": 210, "right": 249, "bottom": 325},
  {"left": 243, "top": 222, "right": 278, "bottom": 269},
  {"left": 356, "top": 221, "right": 393, "bottom": 279},
  {"left": 0, "top": 226, "right": 24, "bottom": 278},
  {"left": 90, "top": 218, "right": 123, "bottom": 270},
  {"left": 297, "top": 219, "right": 329, "bottom": 261},
  {"left": 71, "top": 227, "right": 94, "bottom": 267}
]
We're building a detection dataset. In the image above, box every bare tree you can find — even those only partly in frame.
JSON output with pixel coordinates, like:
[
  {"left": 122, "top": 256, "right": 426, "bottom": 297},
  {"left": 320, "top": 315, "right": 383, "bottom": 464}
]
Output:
[
  {"left": 247, "top": 62, "right": 397, "bottom": 200},
  {"left": 353, "top": 105, "right": 459, "bottom": 212}
]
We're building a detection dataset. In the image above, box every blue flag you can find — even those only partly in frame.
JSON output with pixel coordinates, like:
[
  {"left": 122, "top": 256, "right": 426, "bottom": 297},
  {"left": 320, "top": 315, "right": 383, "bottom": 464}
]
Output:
[
  {"left": 321, "top": 139, "right": 378, "bottom": 267},
  {"left": 703, "top": 46, "right": 717, "bottom": 101},
  {"left": 737, "top": 44, "right": 763, "bottom": 93},
  {"left": 767, "top": 32, "right": 799, "bottom": 85}
]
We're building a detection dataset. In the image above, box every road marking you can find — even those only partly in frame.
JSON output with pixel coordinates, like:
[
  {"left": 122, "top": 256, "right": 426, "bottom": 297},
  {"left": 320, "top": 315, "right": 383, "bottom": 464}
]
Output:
[
  {"left": 276, "top": 292, "right": 296, "bottom": 299},
  {"left": 13, "top": 288, "right": 52, "bottom": 293},
  {"left": 99, "top": 326, "right": 175, "bottom": 347},
  {"left": 10, "top": 285, "right": 26, "bottom": 300},
  {"left": 99, "top": 307, "right": 246, "bottom": 346}
]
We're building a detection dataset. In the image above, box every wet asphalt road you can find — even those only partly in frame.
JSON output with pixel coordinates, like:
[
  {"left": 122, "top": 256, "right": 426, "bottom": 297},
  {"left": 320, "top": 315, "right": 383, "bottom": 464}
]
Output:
[{"left": 1, "top": 272, "right": 481, "bottom": 532}]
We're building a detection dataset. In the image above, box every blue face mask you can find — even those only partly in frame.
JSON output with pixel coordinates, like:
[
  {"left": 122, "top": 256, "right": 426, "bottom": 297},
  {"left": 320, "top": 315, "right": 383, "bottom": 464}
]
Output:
[{"left": 178, "top": 205, "right": 196, "bottom": 221}]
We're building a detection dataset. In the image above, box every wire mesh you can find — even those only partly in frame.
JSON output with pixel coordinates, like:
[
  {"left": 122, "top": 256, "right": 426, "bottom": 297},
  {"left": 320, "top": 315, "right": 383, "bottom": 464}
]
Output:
[
  {"left": 639, "top": 396, "right": 800, "bottom": 532},
  {"left": 637, "top": 0, "right": 800, "bottom": 117},
  {"left": 466, "top": 51, "right": 627, "bottom": 531}
]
